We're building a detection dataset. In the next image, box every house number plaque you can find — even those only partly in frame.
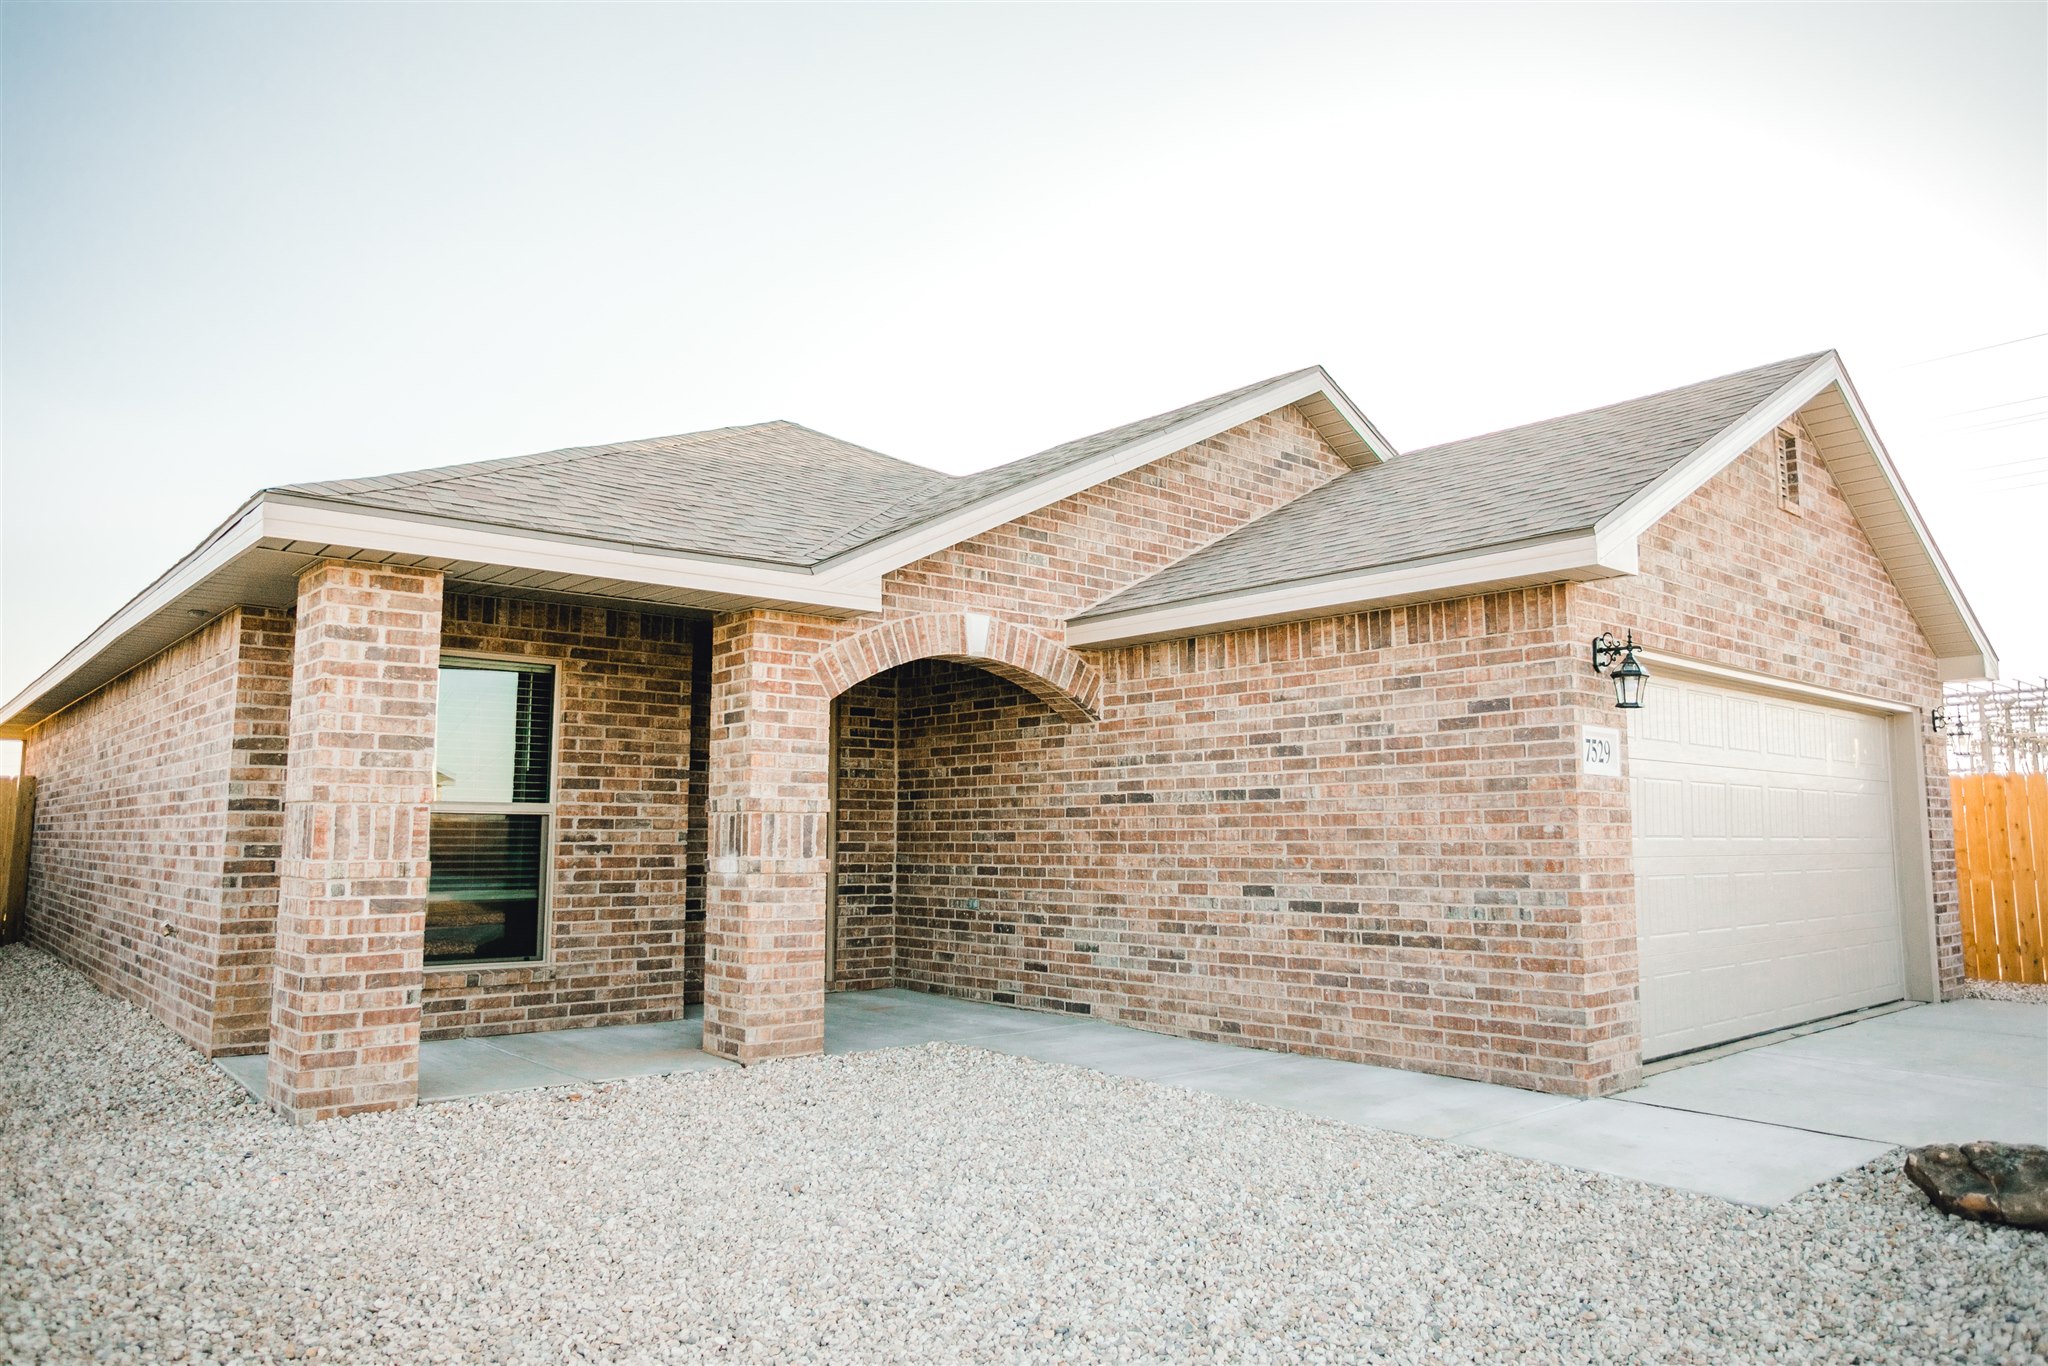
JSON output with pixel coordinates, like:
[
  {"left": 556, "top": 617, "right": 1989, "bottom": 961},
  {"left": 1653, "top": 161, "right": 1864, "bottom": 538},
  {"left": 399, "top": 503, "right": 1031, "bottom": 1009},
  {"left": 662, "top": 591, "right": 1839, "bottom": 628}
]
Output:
[{"left": 1580, "top": 725, "right": 1622, "bottom": 777}]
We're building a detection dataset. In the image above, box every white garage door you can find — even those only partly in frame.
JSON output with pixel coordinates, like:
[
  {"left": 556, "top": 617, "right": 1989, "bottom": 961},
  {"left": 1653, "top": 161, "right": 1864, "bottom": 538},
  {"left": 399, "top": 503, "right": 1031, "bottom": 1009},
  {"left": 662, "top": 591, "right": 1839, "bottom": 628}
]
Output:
[{"left": 1630, "top": 674, "right": 1905, "bottom": 1059}]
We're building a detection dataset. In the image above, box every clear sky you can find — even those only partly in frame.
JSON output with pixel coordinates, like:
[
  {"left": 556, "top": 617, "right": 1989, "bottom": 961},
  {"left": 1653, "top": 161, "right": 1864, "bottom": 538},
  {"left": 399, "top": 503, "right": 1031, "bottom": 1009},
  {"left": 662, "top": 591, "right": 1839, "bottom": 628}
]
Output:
[{"left": 3, "top": 3, "right": 2043, "bottom": 746}]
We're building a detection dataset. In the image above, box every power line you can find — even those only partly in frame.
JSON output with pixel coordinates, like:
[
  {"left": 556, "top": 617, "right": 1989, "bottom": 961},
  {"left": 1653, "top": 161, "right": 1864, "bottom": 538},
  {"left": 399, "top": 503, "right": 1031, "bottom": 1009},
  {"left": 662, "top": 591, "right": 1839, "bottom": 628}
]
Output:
[
  {"left": 1965, "top": 412, "right": 2048, "bottom": 433},
  {"left": 1953, "top": 392, "right": 2048, "bottom": 416},
  {"left": 1908, "top": 332, "right": 2048, "bottom": 366},
  {"left": 1963, "top": 452, "right": 2048, "bottom": 473}
]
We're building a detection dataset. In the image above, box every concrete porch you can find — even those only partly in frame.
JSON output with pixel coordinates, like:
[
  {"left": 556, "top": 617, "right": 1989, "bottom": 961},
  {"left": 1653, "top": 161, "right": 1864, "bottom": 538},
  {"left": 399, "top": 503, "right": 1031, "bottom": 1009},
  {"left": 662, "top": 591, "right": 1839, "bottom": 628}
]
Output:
[{"left": 218, "top": 989, "right": 2048, "bottom": 1208}]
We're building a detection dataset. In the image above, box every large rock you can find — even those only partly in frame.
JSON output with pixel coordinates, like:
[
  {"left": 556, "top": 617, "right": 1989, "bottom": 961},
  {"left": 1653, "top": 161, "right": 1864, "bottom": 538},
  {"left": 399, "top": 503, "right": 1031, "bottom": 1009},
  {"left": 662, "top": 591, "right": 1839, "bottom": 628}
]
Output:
[{"left": 1904, "top": 1142, "right": 2048, "bottom": 1230}]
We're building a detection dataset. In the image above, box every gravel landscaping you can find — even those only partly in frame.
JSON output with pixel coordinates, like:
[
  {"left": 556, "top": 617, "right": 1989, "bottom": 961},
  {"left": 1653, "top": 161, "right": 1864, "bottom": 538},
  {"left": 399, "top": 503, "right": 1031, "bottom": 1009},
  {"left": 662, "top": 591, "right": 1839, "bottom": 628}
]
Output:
[
  {"left": 1964, "top": 979, "right": 2048, "bottom": 1006},
  {"left": 4, "top": 945, "right": 2044, "bottom": 1364}
]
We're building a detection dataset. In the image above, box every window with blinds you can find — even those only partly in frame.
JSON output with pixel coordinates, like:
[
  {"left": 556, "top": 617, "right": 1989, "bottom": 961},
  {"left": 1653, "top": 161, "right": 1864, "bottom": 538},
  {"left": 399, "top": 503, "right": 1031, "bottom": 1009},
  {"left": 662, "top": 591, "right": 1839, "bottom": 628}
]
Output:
[{"left": 428, "top": 658, "right": 555, "bottom": 965}]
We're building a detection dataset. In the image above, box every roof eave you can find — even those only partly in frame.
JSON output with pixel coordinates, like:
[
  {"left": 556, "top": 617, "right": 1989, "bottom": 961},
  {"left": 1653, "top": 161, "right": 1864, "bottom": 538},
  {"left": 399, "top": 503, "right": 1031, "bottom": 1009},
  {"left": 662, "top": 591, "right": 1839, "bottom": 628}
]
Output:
[
  {"left": 0, "top": 495, "right": 887, "bottom": 739},
  {"left": 1066, "top": 532, "right": 1634, "bottom": 648}
]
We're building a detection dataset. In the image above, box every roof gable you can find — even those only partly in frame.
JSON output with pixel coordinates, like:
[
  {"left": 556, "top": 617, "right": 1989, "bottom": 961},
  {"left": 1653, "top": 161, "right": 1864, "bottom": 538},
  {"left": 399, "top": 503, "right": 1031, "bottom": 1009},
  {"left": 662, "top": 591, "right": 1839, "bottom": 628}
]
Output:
[
  {"left": 807, "top": 366, "right": 1391, "bottom": 579},
  {"left": 1080, "top": 354, "right": 1824, "bottom": 620},
  {"left": 1073, "top": 352, "right": 1996, "bottom": 682}
]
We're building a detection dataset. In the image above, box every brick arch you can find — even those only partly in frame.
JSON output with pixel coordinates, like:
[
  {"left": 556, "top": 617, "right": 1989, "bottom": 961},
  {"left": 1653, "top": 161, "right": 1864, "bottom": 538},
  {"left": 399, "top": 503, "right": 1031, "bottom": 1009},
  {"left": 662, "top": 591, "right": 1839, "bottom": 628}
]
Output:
[{"left": 813, "top": 612, "right": 1101, "bottom": 723}]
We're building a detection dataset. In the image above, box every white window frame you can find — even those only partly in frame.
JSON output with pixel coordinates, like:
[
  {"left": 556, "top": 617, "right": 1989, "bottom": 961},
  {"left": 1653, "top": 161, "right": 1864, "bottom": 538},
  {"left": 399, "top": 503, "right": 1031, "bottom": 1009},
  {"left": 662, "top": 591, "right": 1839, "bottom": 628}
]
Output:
[{"left": 429, "top": 649, "right": 562, "bottom": 968}]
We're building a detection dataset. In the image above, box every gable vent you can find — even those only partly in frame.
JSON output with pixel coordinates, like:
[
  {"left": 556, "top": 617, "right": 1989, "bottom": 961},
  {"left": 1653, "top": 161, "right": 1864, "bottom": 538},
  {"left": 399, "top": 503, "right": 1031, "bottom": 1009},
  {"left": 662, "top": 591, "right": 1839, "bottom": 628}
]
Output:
[{"left": 1777, "top": 427, "right": 1804, "bottom": 508}]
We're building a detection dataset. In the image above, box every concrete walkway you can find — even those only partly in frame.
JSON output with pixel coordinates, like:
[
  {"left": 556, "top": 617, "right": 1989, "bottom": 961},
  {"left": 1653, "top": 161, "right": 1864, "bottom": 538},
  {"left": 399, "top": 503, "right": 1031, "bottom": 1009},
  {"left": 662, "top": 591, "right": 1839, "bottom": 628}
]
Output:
[{"left": 217, "top": 990, "right": 2047, "bottom": 1208}]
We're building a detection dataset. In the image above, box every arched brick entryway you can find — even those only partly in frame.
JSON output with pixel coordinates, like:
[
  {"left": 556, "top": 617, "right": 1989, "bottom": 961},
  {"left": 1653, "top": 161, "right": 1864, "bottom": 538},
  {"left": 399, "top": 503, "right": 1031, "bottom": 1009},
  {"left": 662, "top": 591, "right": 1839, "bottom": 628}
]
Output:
[{"left": 812, "top": 612, "right": 1101, "bottom": 723}]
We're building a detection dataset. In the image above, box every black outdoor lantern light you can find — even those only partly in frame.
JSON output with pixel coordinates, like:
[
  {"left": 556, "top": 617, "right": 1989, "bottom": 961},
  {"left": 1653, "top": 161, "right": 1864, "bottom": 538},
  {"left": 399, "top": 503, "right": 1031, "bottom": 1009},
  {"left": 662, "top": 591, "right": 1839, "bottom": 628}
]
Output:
[{"left": 1591, "top": 632, "right": 1650, "bottom": 710}]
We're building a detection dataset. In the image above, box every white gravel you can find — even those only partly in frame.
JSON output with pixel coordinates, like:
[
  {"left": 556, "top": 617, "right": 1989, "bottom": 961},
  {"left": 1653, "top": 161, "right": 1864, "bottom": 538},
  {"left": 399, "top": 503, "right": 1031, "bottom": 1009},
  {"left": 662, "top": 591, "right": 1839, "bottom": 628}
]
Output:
[
  {"left": 1964, "top": 979, "right": 2048, "bottom": 1006},
  {"left": 3, "top": 945, "right": 2044, "bottom": 1364}
]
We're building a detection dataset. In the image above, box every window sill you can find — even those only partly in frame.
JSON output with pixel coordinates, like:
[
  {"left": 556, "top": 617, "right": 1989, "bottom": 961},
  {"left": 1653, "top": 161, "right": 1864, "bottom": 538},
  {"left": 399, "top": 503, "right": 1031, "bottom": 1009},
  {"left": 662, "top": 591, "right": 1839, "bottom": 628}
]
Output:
[{"left": 424, "top": 961, "right": 557, "bottom": 990}]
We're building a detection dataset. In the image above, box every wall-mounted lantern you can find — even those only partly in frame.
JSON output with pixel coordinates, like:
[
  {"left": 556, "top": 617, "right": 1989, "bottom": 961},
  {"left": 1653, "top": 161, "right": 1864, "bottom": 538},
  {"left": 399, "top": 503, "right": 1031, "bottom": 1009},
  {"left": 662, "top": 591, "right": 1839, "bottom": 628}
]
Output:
[
  {"left": 1930, "top": 708, "right": 1947, "bottom": 735},
  {"left": 1591, "top": 632, "right": 1650, "bottom": 710}
]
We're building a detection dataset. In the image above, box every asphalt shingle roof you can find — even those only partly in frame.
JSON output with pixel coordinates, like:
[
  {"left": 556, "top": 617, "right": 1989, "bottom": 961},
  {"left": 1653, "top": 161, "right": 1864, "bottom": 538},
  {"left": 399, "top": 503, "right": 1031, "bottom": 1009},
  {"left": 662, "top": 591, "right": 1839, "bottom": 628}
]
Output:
[
  {"left": 280, "top": 355, "right": 1822, "bottom": 602},
  {"left": 278, "top": 422, "right": 948, "bottom": 568},
  {"left": 802, "top": 370, "right": 1319, "bottom": 559},
  {"left": 279, "top": 369, "right": 1319, "bottom": 569},
  {"left": 1075, "top": 352, "right": 1827, "bottom": 620}
]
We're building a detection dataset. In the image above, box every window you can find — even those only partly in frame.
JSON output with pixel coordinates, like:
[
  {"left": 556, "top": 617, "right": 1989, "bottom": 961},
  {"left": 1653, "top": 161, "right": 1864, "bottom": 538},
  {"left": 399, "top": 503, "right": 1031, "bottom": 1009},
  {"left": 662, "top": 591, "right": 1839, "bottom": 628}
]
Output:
[
  {"left": 427, "top": 658, "right": 555, "bottom": 965},
  {"left": 1777, "top": 427, "right": 1803, "bottom": 509}
]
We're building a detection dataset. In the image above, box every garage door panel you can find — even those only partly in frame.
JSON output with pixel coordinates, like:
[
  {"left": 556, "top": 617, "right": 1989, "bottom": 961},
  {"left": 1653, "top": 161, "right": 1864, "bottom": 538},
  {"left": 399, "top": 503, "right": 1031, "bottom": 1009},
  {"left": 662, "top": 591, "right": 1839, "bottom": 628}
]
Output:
[
  {"left": 1632, "top": 675, "right": 1905, "bottom": 1059},
  {"left": 1686, "top": 689, "right": 1727, "bottom": 749},
  {"left": 1799, "top": 712, "right": 1828, "bottom": 762},
  {"left": 1765, "top": 704, "right": 1800, "bottom": 757},
  {"left": 1726, "top": 694, "right": 1763, "bottom": 752},
  {"left": 1729, "top": 784, "right": 1765, "bottom": 839},
  {"left": 1690, "top": 781, "right": 1730, "bottom": 839},
  {"left": 1799, "top": 787, "right": 1831, "bottom": 839},
  {"left": 1838, "top": 788, "right": 1891, "bottom": 844}
]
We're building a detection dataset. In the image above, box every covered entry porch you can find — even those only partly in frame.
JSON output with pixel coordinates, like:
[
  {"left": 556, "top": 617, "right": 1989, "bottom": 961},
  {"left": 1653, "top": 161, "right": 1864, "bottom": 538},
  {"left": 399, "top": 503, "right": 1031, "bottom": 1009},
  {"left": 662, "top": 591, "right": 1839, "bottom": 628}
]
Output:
[{"left": 261, "top": 556, "right": 1101, "bottom": 1121}]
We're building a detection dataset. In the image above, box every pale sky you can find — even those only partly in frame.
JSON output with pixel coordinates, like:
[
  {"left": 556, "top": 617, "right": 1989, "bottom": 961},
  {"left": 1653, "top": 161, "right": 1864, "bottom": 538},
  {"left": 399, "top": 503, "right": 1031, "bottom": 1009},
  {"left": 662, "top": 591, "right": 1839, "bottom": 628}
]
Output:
[{"left": 3, "top": 3, "right": 2044, "bottom": 748}]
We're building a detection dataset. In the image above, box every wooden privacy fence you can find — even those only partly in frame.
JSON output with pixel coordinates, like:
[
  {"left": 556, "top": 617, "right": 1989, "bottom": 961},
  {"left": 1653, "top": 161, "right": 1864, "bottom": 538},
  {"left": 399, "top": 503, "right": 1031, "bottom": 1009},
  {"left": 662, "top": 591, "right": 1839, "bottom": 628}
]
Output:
[
  {"left": 0, "top": 776, "right": 36, "bottom": 943},
  {"left": 1951, "top": 773, "right": 2047, "bottom": 984}
]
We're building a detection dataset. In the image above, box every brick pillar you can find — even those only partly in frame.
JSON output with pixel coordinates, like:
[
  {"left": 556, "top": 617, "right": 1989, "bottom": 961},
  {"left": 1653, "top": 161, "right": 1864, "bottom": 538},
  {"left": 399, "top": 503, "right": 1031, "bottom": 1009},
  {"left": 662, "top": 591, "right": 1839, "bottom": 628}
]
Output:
[
  {"left": 702, "top": 610, "right": 832, "bottom": 1064},
  {"left": 265, "top": 562, "right": 443, "bottom": 1122}
]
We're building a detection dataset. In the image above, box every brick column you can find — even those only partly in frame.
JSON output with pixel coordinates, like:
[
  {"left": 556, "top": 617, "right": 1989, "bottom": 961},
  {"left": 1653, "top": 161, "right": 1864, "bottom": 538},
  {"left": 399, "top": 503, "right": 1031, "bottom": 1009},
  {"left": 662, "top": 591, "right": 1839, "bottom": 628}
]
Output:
[
  {"left": 702, "top": 610, "right": 832, "bottom": 1063},
  {"left": 265, "top": 562, "right": 443, "bottom": 1122}
]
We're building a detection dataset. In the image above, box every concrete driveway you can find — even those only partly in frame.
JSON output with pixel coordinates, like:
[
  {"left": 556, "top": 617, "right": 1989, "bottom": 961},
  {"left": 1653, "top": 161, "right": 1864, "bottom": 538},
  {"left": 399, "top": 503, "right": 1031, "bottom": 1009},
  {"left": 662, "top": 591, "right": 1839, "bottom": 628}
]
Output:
[
  {"left": 219, "top": 989, "right": 2047, "bottom": 1208},
  {"left": 819, "top": 990, "right": 2046, "bottom": 1206},
  {"left": 1615, "top": 998, "right": 2047, "bottom": 1146}
]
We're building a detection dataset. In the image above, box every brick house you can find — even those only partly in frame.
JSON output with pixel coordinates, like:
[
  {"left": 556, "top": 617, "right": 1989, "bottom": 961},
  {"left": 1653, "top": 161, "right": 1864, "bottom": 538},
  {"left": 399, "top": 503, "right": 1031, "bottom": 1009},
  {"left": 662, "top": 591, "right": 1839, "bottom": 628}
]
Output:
[{"left": 1, "top": 352, "right": 1996, "bottom": 1122}]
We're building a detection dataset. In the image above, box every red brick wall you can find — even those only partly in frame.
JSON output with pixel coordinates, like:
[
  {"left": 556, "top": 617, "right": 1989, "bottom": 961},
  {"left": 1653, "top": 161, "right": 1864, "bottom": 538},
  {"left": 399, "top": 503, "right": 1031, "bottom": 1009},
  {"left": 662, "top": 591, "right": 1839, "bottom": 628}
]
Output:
[
  {"left": 881, "top": 407, "right": 1348, "bottom": 626},
  {"left": 213, "top": 607, "right": 295, "bottom": 1053},
  {"left": 882, "top": 593, "right": 1611, "bottom": 1092},
  {"left": 682, "top": 619, "right": 711, "bottom": 1002},
  {"left": 830, "top": 675, "right": 897, "bottom": 991},
  {"left": 420, "top": 594, "right": 694, "bottom": 1039},
  {"left": 1573, "top": 416, "right": 1959, "bottom": 995},
  {"left": 22, "top": 608, "right": 289, "bottom": 1056}
]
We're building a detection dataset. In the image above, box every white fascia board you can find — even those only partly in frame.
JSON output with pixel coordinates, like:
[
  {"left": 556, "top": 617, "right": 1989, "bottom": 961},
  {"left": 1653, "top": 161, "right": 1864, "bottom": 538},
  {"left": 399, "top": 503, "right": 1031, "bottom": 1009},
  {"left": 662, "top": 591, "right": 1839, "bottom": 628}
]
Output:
[
  {"left": 259, "top": 497, "right": 883, "bottom": 613},
  {"left": 0, "top": 498, "right": 271, "bottom": 733},
  {"left": 1938, "top": 654, "right": 1998, "bottom": 684},
  {"left": 1822, "top": 369, "right": 2000, "bottom": 678},
  {"left": 1066, "top": 533, "right": 1631, "bottom": 648},
  {"left": 813, "top": 369, "right": 1393, "bottom": 587},
  {"left": 1595, "top": 352, "right": 1843, "bottom": 546}
]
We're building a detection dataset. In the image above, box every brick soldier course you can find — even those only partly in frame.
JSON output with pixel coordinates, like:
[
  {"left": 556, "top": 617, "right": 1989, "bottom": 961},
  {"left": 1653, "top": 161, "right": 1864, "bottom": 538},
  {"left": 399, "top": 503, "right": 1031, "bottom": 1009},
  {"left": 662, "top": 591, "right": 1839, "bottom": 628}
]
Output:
[{"left": 5, "top": 352, "right": 1997, "bottom": 1119}]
